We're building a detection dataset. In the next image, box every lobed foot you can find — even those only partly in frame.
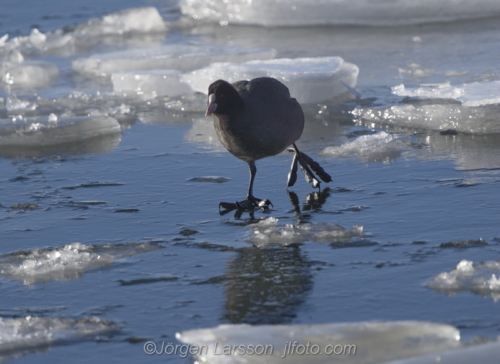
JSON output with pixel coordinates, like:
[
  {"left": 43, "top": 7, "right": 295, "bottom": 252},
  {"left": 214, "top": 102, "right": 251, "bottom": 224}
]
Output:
[{"left": 219, "top": 196, "right": 272, "bottom": 212}]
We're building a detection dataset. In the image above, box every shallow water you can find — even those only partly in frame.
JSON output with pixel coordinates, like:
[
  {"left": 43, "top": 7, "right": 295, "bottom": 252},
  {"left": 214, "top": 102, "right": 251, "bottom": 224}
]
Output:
[{"left": 2, "top": 1, "right": 500, "bottom": 363}]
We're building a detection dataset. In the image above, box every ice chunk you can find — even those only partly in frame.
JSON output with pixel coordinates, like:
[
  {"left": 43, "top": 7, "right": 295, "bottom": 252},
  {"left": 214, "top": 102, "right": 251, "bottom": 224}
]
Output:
[
  {"left": 111, "top": 69, "right": 191, "bottom": 98},
  {"left": 73, "top": 45, "right": 276, "bottom": 78},
  {"left": 74, "top": 7, "right": 167, "bottom": 36},
  {"left": 0, "top": 242, "right": 161, "bottom": 285},
  {"left": 321, "top": 131, "right": 407, "bottom": 163},
  {"left": 393, "top": 81, "right": 500, "bottom": 107},
  {"left": 182, "top": 56, "right": 359, "bottom": 104},
  {"left": 180, "top": 0, "right": 500, "bottom": 26},
  {"left": 427, "top": 259, "right": 500, "bottom": 301},
  {"left": 1, "top": 60, "right": 59, "bottom": 90},
  {"left": 383, "top": 340, "right": 500, "bottom": 364},
  {"left": 248, "top": 217, "right": 363, "bottom": 247},
  {"left": 177, "top": 321, "right": 460, "bottom": 364},
  {"left": 352, "top": 103, "right": 500, "bottom": 135},
  {"left": 0, "top": 115, "right": 121, "bottom": 148},
  {"left": 0, "top": 316, "right": 117, "bottom": 360}
]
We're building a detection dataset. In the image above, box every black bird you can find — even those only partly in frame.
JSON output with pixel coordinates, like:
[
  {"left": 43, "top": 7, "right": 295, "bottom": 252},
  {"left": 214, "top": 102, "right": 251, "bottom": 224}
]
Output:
[{"left": 205, "top": 77, "right": 332, "bottom": 211}]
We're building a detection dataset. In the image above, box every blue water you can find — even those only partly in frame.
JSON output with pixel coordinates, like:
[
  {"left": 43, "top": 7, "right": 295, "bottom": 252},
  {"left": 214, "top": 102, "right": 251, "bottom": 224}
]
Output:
[{"left": 2, "top": 1, "right": 500, "bottom": 363}]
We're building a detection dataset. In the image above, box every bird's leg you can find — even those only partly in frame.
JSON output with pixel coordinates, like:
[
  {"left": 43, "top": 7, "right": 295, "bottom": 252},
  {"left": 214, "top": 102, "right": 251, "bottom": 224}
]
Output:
[
  {"left": 289, "top": 143, "right": 333, "bottom": 189},
  {"left": 219, "top": 161, "right": 272, "bottom": 212}
]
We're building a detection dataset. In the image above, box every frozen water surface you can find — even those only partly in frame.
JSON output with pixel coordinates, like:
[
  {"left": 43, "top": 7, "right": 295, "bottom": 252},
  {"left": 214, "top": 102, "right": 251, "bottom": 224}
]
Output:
[{"left": 1, "top": 0, "right": 500, "bottom": 363}]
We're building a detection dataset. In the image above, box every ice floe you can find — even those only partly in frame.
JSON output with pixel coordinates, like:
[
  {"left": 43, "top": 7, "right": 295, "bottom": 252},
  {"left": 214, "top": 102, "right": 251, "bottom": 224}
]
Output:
[
  {"left": 393, "top": 81, "right": 500, "bottom": 107},
  {"left": 0, "top": 316, "right": 117, "bottom": 360},
  {"left": 353, "top": 80, "right": 500, "bottom": 134},
  {"left": 248, "top": 217, "right": 363, "bottom": 247},
  {"left": 427, "top": 259, "right": 500, "bottom": 301},
  {"left": 177, "top": 321, "right": 460, "bottom": 364},
  {"left": 180, "top": 0, "right": 500, "bottom": 26},
  {"left": 74, "top": 45, "right": 276, "bottom": 78},
  {"left": 1, "top": 58, "right": 59, "bottom": 90},
  {"left": 0, "top": 115, "right": 121, "bottom": 148},
  {"left": 352, "top": 102, "right": 500, "bottom": 135},
  {"left": 0, "top": 242, "right": 161, "bottom": 285},
  {"left": 321, "top": 131, "right": 407, "bottom": 163},
  {"left": 182, "top": 57, "right": 358, "bottom": 104}
]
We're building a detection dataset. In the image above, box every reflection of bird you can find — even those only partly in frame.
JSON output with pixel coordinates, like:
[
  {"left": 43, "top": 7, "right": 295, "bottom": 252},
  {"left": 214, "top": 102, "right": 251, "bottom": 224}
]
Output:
[{"left": 205, "top": 77, "right": 332, "bottom": 211}]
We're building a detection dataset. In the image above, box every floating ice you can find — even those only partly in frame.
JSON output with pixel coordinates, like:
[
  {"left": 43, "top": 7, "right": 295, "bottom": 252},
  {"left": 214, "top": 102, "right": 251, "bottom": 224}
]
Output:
[
  {"left": 393, "top": 81, "right": 500, "bottom": 107},
  {"left": 0, "top": 115, "right": 121, "bottom": 148},
  {"left": 73, "top": 45, "right": 276, "bottom": 78},
  {"left": 1, "top": 60, "right": 59, "bottom": 90},
  {"left": 384, "top": 340, "right": 500, "bottom": 364},
  {"left": 111, "top": 69, "right": 191, "bottom": 98},
  {"left": 248, "top": 217, "right": 363, "bottom": 247},
  {"left": 352, "top": 103, "right": 500, "bottom": 135},
  {"left": 427, "top": 259, "right": 500, "bottom": 301},
  {"left": 74, "top": 7, "right": 167, "bottom": 37},
  {"left": 353, "top": 81, "right": 500, "bottom": 134},
  {"left": 180, "top": 0, "right": 500, "bottom": 26},
  {"left": 177, "top": 321, "right": 460, "bottom": 364},
  {"left": 182, "top": 56, "right": 359, "bottom": 104},
  {"left": 321, "top": 132, "right": 407, "bottom": 163},
  {"left": 0, "top": 316, "right": 117, "bottom": 360},
  {"left": 0, "top": 241, "right": 161, "bottom": 285}
]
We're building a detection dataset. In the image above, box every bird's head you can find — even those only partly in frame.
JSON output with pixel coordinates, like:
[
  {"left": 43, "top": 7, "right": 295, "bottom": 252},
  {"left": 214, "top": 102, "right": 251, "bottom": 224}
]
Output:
[{"left": 205, "top": 79, "right": 243, "bottom": 117}]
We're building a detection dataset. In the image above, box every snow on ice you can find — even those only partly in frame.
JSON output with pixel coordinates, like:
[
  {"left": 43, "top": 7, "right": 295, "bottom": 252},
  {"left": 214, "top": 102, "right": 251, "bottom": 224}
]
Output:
[
  {"left": 427, "top": 259, "right": 500, "bottom": 301},
  {"left": 180, "top": 0, "right": 500, "bottom": 27},
  {"left": 182, "top": 56, "right": 358, "bottom": 104},
  {"left": 177, "top": 321, "right": 460, "bottom": 364}
]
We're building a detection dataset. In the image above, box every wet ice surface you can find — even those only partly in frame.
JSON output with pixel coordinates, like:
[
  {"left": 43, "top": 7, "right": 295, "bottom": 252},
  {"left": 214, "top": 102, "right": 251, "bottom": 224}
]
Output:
[{"left": 2, "top": 0, "right": 500, "bottom": 363}]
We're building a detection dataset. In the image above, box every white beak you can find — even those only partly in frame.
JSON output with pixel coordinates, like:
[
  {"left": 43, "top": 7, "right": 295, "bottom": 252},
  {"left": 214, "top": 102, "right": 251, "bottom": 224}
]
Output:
[{"left": 205, "top": 93, "right": 217, "bottom": 116}]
